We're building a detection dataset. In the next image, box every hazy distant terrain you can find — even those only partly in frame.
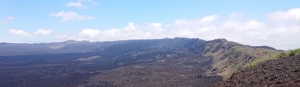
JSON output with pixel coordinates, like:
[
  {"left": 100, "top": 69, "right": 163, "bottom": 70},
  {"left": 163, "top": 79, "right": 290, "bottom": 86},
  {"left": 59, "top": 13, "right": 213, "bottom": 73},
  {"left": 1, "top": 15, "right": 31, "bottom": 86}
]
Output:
[{"left": 0, "top": 38, "right": 282, "bottom": 87}]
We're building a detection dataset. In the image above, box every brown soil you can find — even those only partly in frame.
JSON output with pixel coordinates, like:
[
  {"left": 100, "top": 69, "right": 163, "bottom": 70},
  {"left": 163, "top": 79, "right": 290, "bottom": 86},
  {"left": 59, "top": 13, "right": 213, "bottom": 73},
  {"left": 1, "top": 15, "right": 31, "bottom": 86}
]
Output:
[{"left": 211, "top": 55, "right": 300, "bottom": 87}]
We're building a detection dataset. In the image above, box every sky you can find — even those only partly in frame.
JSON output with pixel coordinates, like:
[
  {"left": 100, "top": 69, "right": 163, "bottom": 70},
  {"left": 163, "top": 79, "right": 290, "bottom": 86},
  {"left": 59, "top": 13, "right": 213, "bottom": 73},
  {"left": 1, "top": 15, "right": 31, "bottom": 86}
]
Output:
[{"left": 1, "top": 0, "right": 300, "bottom": 50}]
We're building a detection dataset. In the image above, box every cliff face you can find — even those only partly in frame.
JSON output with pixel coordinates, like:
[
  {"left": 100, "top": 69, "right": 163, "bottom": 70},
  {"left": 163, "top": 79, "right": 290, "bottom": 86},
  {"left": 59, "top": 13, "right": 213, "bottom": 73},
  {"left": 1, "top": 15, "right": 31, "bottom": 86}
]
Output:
[{"left": 211, "top": 55, "right": 300, "bottom": 87}]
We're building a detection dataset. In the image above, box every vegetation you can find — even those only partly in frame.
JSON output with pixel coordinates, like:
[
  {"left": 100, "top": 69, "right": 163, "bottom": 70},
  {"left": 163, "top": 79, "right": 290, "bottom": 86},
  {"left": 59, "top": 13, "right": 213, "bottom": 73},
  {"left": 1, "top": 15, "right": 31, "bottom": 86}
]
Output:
[
  {"left": 277, "top": 48, "right": 300, "bottom": 58},
  {"left": 246, "top": 48, "right": 300, "bottom": 69},
  {"left": 212, "top": 51, "right": 300, "bottom": 87},
  {"left": 246, "top": 57, "right": 273, "bottom": 69}
]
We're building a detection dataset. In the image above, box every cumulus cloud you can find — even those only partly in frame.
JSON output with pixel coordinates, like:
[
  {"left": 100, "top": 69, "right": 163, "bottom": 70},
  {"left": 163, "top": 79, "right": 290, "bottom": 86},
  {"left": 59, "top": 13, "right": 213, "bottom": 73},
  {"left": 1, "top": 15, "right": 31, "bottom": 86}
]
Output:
[
  {"left": 34, "top": 29, "right": 53, "bottom": 35},
  {"left": 66, "top": 0, "right": 86, "bottom": 9},
  {"left": 7, "top": 29, "right": 31, "bottom": 37},
  {"left": 79, "top": 29, "right": 100, "bottom": 38},
  {"left": 150, "top": 23, "right": 162, "bottom": 28},
  {"left": 56, "top": 22, "right": 165, "bottom": 41},
  {"left": 56, "top": 8, "right": 300, "bottom": 50},
  {"left": 49, "top": 11, "right": 94, "bottom": 22},
  {"left": 8, "top": 29, "right": 54, "bottom": 37},
  {"left": 65, "top": 0, "right": 98, "bottom": 9},
  {"left": 268, "top": 8, "right": 300, "bottom": 23},
  {"left": 200, "top": 14, "right": 219, "bottom": 22},
  {"left": 2, "top": 16, "right": 14, "bottom": 23}
]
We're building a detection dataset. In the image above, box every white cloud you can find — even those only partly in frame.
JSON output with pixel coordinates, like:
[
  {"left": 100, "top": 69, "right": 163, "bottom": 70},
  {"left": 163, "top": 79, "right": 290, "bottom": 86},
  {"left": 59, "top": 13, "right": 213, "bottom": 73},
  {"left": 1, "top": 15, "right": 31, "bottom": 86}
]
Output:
[
  {"left": 56, "top": 22, "right": 165, "bottom": 41},
  {"left": 268, "top": 8, "right": 300, "bottom": 23},
  {"left": 65, "top": 0, "right": 98, "bottom": 9},
  {"left": 49, "top": 11, "right": 94, "bottom": 22},
  {"left": 66, "top": 0, "right": 87, "bottom": 9},
  {"left": 8, "top": 29, "right": 54, "bottom": 37},
  {"left": 7, "top": 29, "right": 31, "bottom": 37},
  {"left": 79, "top": 29, "right": 100, "bottom": 38},
  {"left": 34, "top": 29, "right": 53, "bottom": 35},
  {"left": 200, "top": 14, "right": 219, "bottom": 22},
  {"left": 2, "top": 16, "right": 15, "bottom": 23},
  {"left": 55, "top": 8, "right": 300, "bottom": 50},
  {"left": 150, "top": 23, "right": 162, "bottom": 28}
]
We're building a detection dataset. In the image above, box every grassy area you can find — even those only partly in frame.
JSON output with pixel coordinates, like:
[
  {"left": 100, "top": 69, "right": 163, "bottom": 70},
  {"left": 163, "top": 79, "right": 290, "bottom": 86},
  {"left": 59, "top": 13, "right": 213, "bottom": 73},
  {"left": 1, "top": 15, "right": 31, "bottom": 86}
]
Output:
[
  {"left": 277, "top": 48, "right": 300, "bottom": 58},
  {"left": 246, "top": 48, "right": 300, "bottom": 69},
  {"left": 246, "top": 56, "right": 276, "bottom": 69}
]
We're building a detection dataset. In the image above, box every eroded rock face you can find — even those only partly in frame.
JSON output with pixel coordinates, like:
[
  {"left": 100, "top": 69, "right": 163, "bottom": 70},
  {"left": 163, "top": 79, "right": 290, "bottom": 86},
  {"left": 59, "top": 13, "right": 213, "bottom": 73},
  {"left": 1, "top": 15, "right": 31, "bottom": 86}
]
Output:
[{"left": 211, "top": 55, "right": 300, "bottom": 87}]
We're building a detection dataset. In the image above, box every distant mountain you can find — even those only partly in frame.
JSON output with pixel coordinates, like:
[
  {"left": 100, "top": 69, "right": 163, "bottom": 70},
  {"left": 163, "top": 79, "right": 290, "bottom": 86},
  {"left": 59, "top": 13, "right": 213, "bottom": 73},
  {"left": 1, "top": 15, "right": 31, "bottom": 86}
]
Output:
[
  {"left": 0, "top": 40, "right": 126, "bottom": 56},
  {"left": 0, "top": 38, "right": 282, "bottom": 87}
]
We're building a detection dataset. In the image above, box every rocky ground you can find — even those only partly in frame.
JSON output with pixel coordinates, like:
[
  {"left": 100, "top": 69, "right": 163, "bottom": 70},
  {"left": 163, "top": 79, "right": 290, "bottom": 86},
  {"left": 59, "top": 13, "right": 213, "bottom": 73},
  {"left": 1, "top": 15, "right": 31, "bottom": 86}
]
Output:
[
  {"left": 80, "top": 54, "right": 223, "bottom": 87},
  {"left": 211, "top": 55, "right": 300, "bottom": 87},
  {"left": 0, "top": 38, "right": 282, "bottom": 87}
]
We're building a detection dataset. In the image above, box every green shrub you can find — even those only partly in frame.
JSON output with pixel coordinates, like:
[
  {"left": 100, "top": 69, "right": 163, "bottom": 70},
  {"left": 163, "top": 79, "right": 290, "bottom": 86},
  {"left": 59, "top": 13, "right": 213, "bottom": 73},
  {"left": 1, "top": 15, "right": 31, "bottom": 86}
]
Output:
[
  {"left": 247, "top": 48, "right": 300, "bottom": 69},
  {"left": 292, "top": 48, "right": 300, "bottom": 55},
  {"left": 246, "top": 62, "right": 258, "bottom": 69},
  {"left": 277, "top": 53, "right": 288, "bottom": 58},
  {"left": 246, "top": 57, "right": 269, "bottom": 69},
  {"left": 277, "top": 48, "right": 300, "bottom": 58}
]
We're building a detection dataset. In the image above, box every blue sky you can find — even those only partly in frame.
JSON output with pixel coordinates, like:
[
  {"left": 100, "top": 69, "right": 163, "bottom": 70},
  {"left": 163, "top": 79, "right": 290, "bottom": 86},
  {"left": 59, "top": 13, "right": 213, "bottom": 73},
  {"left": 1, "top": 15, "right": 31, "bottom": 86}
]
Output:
[{"left": 1, "top": 0, "right": 300, "bottom": 50}]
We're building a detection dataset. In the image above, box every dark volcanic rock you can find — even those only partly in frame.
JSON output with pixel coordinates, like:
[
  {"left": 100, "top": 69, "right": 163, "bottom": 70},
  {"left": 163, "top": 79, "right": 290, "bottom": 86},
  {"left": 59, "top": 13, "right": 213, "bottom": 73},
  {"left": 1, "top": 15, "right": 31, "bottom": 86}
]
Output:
[
  {"left": 211, "top": 55, "right": 300, "bottom": 87},
  {"left": 0, "top": 38, "right": 282, "bottom": 87}
]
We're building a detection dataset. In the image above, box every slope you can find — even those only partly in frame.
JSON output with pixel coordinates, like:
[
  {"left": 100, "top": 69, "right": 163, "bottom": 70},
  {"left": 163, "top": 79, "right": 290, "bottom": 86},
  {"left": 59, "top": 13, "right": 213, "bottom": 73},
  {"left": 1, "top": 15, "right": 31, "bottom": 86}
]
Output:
[
  {"left": 212, "top": 54, "right": 300, "bottom": 86},
  {"left": 200, "top": 39, "right": 282, "bottom": 79},
  {"left": 79, "top": 38, "right": 282, "bottom": 87},
  {"left": 0, "top": 38, "right": 282, "bottom": 87}
]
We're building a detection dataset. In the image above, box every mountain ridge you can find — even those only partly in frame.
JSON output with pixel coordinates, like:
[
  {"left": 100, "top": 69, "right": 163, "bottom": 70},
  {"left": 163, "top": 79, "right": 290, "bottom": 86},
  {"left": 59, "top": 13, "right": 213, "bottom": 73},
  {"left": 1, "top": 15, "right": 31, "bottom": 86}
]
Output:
[{"left": 0, "top": 38, "right": 282, "bottom": 87}]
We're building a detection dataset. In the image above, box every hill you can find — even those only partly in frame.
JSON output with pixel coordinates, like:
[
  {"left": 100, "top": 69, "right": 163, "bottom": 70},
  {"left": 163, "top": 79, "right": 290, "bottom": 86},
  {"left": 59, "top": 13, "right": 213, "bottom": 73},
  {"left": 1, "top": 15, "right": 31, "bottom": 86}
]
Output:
[
  {"left": 0, "top": 38, "right": 282, "bottom": 87},
  {"left": 211, "top": 54, "right": 300, "bottom": 87}
]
